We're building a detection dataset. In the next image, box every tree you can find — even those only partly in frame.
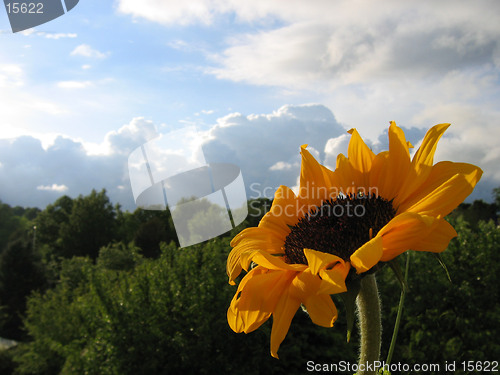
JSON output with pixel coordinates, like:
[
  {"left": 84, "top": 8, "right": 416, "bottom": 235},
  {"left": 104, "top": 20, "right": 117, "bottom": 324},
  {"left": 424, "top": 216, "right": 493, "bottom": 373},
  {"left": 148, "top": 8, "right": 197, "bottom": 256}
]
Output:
[
  {"left": 33, "top": 195, "right": 74, "bottom": 259},
  {"left": 0, "top": 201, "right": 31, "bottom": 255},
  {"left": 58, "top": 189, "right": 117, "bottom": 259},
  {"left": 0, "top": 237, "right": 46, "bottom": 340}
]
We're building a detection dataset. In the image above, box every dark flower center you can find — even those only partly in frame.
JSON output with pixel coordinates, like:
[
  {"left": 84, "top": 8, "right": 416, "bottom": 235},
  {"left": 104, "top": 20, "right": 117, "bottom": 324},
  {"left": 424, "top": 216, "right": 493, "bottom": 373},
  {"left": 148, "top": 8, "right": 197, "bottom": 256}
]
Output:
[{"left": 283, "top": 194, "right": 395, "bottom": 265}]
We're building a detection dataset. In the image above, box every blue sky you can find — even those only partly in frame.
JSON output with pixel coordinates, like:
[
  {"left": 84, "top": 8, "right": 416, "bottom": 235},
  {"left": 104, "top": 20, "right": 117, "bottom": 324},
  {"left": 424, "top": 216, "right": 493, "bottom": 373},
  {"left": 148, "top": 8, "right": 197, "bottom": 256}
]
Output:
[{"left": 1, "top": 0, "right": 499, "bottom": 210}]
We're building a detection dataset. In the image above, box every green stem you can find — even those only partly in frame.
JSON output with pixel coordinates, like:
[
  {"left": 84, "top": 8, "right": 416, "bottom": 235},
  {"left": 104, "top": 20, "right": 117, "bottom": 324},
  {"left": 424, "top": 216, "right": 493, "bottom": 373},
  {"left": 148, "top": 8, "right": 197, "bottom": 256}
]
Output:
[
  {"left": 386, "top": 252, "right": 410, "bottom": 365},
  {"left": 356, "top": 274, "right": 381, "bottom": 375}
]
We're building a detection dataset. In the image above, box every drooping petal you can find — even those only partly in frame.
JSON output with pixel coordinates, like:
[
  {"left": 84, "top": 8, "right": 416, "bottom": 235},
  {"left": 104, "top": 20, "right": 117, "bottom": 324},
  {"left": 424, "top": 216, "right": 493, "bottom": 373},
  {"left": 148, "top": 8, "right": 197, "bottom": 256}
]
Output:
[
  {"left": 350, "top": 236, "right": 383, "bottom": 273},
  {"left": 303, "top": 294, "right": 338, "bottom": 327},
  {"left": 394, "top": 123, "right": 450, "bottom": 208},
  {"left": 227, "top": 227, "right": 284, "bottom": 284},
  {"left": 318, "top": 262, "right": 350, "bottom": 294},
  {"left": 399, "top": 161, "right": 483, "bottom": 217},
  {"left": 377, "top": 212, "right": 434, "bottom": 261},
  {"left": 228, "top": 267, "right": 269, "bottom": 333},
  {"left": 229, "top": 267, "right": 296, "bottom": 334},
  {"left": 251, "top": 250, "right": 307, "bottom": 272},
  {"left": 270, "top": 288, "right": 301, "bottom": 358},
  {"left": 289, "top": 268, "right": 322, "bottom": 300},
  {"left": 412, "top": 217, "right": 457, "bottom": 253},
  {"left": 303, "top": 248, "right": 345, "bottom": 275}
]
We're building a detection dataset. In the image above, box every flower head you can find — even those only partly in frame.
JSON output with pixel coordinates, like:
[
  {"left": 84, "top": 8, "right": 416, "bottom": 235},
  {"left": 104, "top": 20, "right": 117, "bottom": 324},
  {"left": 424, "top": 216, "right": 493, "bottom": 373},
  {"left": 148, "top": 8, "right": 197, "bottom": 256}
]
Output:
[{"left": 227, "top": 121, "right": 482, "bottom": 358}]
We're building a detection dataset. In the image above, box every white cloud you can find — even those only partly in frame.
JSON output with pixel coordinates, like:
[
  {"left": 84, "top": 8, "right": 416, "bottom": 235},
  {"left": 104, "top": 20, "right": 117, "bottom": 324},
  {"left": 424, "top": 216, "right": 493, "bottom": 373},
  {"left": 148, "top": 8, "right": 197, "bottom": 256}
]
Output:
[
  {"left": 103, "top": 117, "right": 159, "bottom": 155},
  {"left": 0, "top": 64, "right": 24, "bottom": 87},
  {"left": 70, "top": 44, "right": 108, "bottom": 59},
  {"left": 0, "top": 103, "right": 497, "bottom": 210},
  {"left": 117, "top": 0, "right": 221, "bottom": 26},
  {"left": 36, "top": 184, "right": 68, "bottom": 192},
  {"left": 40, "top": 32, "right": 77, "bottom": 39},
  {"left": 323, "top": 134, "right": 350, "bottom": 170},
  {"left": 269, "top": 161, "right": 295, "bottom": 171},
  {"left": 57, "top": 80, "right": 93, "bottom": 89},
  {"left": 202, "top": 104, "right": 346, "bottom": 197},
  {"left": 115, "top": 1, "right": 500, "bottom": 146},
  {"left": 16, "top": 29, "right": 77, "bottom": 39}
]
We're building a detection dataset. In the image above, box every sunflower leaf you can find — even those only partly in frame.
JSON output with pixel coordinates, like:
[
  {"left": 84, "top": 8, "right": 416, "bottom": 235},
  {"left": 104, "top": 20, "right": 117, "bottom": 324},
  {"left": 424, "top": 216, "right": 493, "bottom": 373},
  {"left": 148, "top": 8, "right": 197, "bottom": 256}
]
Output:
[
  {"left": 339, "top": 277, "right": 361, "bottom": 342},
  {"left": 388, "top": 258, "right": 409, "bottom": 293},
  {"left": 432, "top": 253, "right": 452, "bottom": 283}
]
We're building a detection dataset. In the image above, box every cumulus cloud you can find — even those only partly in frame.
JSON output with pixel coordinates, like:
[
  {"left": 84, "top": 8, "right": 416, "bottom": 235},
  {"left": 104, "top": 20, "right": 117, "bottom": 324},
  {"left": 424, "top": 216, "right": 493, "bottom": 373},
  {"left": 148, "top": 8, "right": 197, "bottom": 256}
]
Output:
[
  {"left": 0, "top": 118, "right": 159, "bottom": 209},
  {"left": 70, "top": 44, "right": 108, "bottom": 59},
  {"left": 202, "top": 104, "right": 346, "bottom": 198},
  {"left": 0, "top": 104, "right": 497, "bottom": 210}
]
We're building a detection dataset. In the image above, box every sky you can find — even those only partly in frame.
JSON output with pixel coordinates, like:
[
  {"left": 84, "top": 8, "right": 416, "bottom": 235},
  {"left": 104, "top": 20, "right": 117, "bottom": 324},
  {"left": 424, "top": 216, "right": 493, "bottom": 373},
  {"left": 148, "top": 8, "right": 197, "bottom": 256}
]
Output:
[{"left": 0, "top": 0, "right": 499, "bottom": 211}]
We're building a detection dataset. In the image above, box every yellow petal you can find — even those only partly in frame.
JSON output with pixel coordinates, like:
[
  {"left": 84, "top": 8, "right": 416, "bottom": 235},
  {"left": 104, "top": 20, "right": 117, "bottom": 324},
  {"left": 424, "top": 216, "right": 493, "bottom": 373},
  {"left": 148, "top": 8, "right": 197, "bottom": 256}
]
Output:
[
  {"left": 299, "top": 145, "right": 332, "bottom": 207},
  {"left": 270, "top": 288, "right": 301, "bottom": 359},
  {"left": 412, "top": 218, "right": 457, "bottom": 253},
  {"left": 303, "top": 294, "right": 338, "bottom": 327},
  {"left": 303, "top": 248, "right": 345, "bottom": 275},
  {"left": 368, "top": 151, "right": 389, "bottom": 191},
  {"left": 350, "top": 236, "right": 383, "bottom": 273},
  {"left": 412, "top": 124, "right": 450, "bottom": 171},
  {"left": 377, "top": 212, "right": 434, "bottom": 262},
  {"left": 228, "top": 267, "right": 268, "bottom": 333},
  {"left": 229, "top": 267, "right": 295, "bottom": 334},
  {"left": 289, "top": 268, "right": 322, "bottom": 301},
  {"left": 400, "top": 161, "right": 483, "bottom": 217},
  {"left": 347, "top": 128, "right": 375, "bottom": 188},
  {"left": 377, "top": 121, "right": 412, "bottom": 201},
  {"left": 252, "top": 250, "right": 307, "bottom": 272},
  {"left": 318, "top": 262, "right": 350, "bottom": 294},
  {"left": 395, "top": 123, "right": 450, "bottom": 208},
  {"left": 227, "top": 227, "right": 284, "bottom": 284},
  {"left": 259, "top": 185, "right": 303, "bottom": 237},
  {"left": 335, "top": 153, "right": 357, "bottom": 195}
]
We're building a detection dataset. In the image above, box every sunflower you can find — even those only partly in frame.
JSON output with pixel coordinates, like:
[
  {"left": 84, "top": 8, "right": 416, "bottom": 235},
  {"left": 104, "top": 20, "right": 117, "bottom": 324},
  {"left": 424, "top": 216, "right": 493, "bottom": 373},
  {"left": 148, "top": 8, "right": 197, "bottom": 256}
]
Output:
[{"left": 227, "top": 121, "right": 482, "bottom": 358}]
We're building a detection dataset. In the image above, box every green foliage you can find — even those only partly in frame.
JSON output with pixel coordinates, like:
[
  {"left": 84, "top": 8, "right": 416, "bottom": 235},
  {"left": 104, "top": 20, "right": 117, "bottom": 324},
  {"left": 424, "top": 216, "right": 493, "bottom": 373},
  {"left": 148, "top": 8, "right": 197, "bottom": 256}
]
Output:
[
  {"left": 449, "top": 200, "right": 498, "bottom": 227},
  {"left": 13, "top": 238, "right": 358, "bottom": 374},
  {"left": 0, "top": 347, "right": 16, "bottom": 374},
  {"left": 58, "top": 190, "right": 117, "bottom": 260},
  {"left": 133, "top": 213, "right": 176, "bottom": 258},
  {"left": 96, "top": 242, "right": 142, "bottom": 271},
  {"left": 0, "top": 236, "right": 47, "bottom": 340},
  {"left": 0, "top": 201, "right": 35, "bottom": 255},
  {"left": 1, "top": 192, "right": 498, "bottom": 374},
  {"left": 33, "top": 195, "right": 73, "bottom": 255},
  {"left": 377, "top": 217, "right": 500, "bottom": 373}
]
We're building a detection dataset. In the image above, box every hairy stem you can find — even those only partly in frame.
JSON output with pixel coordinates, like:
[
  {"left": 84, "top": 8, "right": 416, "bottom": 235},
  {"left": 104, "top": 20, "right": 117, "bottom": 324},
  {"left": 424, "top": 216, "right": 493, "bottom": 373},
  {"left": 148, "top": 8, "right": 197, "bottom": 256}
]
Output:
[{"left": 356, "top": 274, "right": 381, "bottom": 375}]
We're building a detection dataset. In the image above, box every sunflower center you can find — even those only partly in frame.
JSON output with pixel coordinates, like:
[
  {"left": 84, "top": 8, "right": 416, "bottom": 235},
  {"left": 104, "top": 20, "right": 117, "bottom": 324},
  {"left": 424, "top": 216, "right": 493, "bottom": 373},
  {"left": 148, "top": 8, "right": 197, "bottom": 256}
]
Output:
[{"left": 283, "top": 194, "right": 395, "bottom": 265}]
